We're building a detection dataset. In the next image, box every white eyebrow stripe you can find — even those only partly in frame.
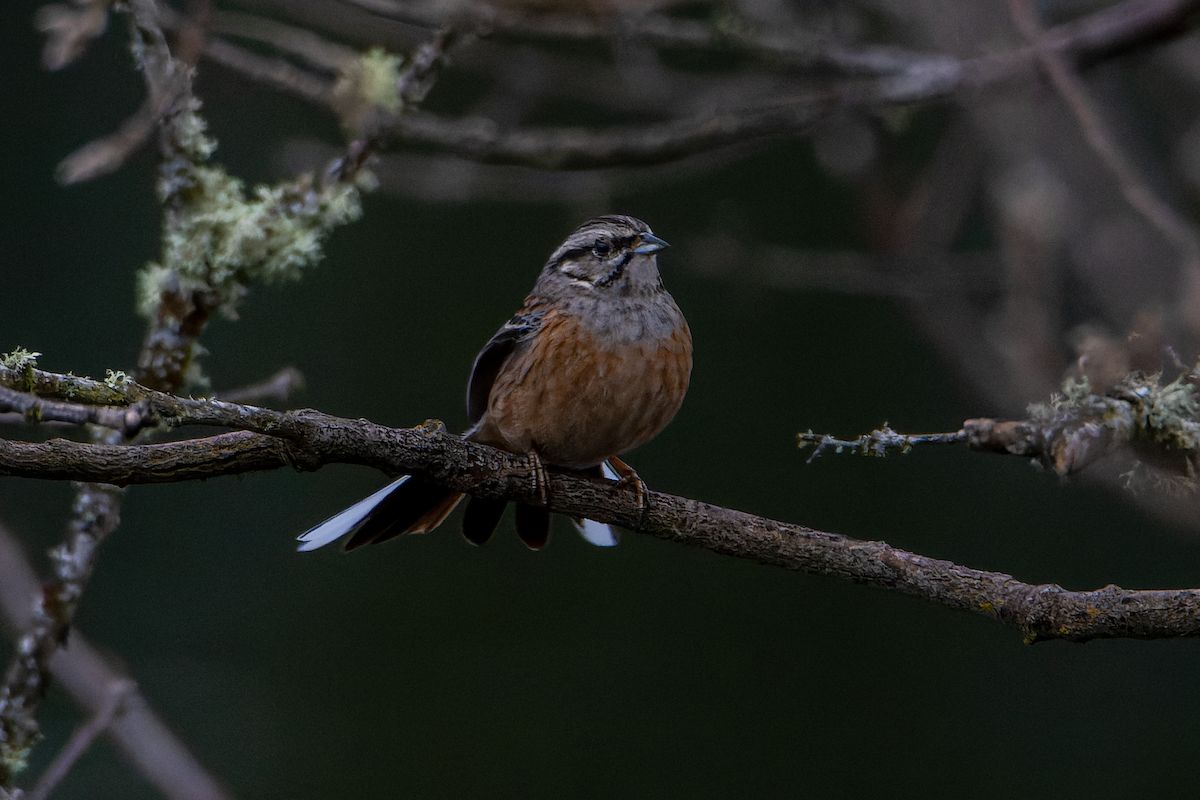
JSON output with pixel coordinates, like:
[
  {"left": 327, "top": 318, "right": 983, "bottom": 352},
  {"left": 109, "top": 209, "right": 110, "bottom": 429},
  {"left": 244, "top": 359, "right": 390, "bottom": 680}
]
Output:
[{"left": 557, "top": 260, "right": 600, "bottom": 288}]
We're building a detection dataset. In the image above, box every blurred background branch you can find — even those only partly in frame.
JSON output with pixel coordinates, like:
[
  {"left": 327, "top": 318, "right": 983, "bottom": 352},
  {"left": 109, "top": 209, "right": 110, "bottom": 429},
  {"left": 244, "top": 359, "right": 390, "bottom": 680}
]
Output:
[{"left": 0, "top": 522, "right": 234, "bottom": 800}]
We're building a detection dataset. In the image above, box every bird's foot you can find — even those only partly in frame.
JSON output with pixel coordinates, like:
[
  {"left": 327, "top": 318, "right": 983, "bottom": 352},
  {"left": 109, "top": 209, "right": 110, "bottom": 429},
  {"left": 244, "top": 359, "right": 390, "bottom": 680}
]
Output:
[
  {"left": 606, "top": 455, "right": 648, "bottom": 526},
  {"left": 528, "top": 448, "right": 549, "bottom": 506}
]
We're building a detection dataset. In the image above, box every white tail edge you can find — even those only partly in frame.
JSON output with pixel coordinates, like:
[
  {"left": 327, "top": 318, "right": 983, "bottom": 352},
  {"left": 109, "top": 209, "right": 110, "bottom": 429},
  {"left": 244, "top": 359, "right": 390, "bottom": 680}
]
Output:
[
  {"left": 570, "top": 461, "right": 621, "bottom": 547},
  {"left": 296, "top": 476, "right": 409, "bottom": 552}
]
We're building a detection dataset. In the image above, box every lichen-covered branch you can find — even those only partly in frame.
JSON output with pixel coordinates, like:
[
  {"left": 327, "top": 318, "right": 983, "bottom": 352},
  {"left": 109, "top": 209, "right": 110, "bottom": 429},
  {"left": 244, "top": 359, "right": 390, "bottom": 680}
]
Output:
[
  {"left": 965, "top": 372, "right": 1200, "bottom": 477},
  {"left": 0, "top": 385, "right": 151, "bottom": 437},
  {"left": 0, "top": 0, "right": 196, "bottom": 779},
  {"left": 801, "top": 372, "right": 1200, "bottom": 482},
  {"left": 3, "top": 0, "right": 380, "bottom": 782},
  {"left": 1, "top": 371, "right": 1199, "bottom": 644},
  {"left": 799, "top": 425, "right": 968, "bottom": 463}
]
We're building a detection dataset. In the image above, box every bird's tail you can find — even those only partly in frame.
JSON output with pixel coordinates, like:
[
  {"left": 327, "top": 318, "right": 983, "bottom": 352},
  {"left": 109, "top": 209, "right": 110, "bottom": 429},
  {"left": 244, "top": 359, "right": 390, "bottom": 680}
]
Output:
[
  {"left": 299, "top": 461, "right": 622, "bottom": 551},
  {"left": 457, "top": 461, "right": 621, "bottom": 550},
  {"left": 296, "top": 476, "right": 463, "bottom": 551},
  {"left": 460, "top": 497, "right": 551, "bottom": 549}
]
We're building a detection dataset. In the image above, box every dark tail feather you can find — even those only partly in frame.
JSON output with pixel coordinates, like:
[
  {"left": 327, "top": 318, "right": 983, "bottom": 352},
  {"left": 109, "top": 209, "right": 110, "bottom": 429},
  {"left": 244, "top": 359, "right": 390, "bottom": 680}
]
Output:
[
  {"left": 514, "top": 504, "right": 551, "bottom": 550},
  {"left": 345, "top": 478, "right": 463, "bottom": 550},
  {"left": 461, "top": 497, "right": 507, "bottom": 546}
]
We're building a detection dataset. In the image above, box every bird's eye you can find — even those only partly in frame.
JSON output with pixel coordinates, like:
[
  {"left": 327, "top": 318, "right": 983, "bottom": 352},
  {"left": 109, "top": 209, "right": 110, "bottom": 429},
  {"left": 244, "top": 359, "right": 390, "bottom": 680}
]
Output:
[{"left": 592, "top": 240, "right": 611, "bottom": 258}]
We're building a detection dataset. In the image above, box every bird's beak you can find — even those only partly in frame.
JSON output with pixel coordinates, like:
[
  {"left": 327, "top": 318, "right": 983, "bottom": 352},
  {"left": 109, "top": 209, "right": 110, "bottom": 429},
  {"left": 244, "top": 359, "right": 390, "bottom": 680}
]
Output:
[{"left": 633, "top": 233, "right": 669, "bottom": 254}]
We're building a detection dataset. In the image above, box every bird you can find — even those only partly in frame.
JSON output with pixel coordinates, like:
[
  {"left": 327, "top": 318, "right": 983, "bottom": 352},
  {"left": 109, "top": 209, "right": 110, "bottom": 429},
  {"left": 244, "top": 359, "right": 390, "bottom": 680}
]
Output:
[{"left": 297, "top": 214, "right": 692, "bottom": 552}]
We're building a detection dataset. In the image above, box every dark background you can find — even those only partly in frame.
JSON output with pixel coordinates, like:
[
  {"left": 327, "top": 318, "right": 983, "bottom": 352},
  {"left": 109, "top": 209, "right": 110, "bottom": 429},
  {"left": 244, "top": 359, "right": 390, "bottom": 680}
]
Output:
[{"left": 4, "top": 1, "right": 1200, "bottom": 797}]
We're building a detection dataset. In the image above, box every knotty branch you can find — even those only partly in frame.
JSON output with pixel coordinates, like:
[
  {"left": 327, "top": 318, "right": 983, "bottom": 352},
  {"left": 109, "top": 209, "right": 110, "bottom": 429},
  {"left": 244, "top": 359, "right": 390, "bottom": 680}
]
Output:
[{"left": 2, "top": 366, "right": 1199, "bottom": 644}]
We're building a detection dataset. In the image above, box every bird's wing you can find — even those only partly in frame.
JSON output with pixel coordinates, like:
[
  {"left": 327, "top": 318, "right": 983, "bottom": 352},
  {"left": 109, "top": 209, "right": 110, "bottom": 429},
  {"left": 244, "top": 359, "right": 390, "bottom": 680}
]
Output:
[{"left": 466, "top": 307, "right": 541, "bottom": 426}]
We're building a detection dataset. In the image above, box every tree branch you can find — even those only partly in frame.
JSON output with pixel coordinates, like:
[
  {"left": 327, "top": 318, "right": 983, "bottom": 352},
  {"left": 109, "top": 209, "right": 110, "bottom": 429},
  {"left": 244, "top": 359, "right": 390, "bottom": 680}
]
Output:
[
  {"left": 1, "top": 373, "right": 1198, "bottom": 644},
  {"left": 0, "top": 524, "right": 235, "bottom": 800},
  {"left": 26, "top": 679, "right": 136, "bottom": 800},
  {"left": 802, "top": 369, "right": 1200, "bottom": 479},
  {"left": 0, "top": 386, "right": 150, "bottom": 437},
  {"left": 1007, "top": 0, "right": 1200, "bottom": 268},
  {"left": 799, "top": 425, "right": 968, "bottom": 462},
  {"left": 185, "top": 0, "right": 1200, "bottom": 170},
  {"left": 214, "top": 366, "right": 305, "bottom": 406},
  {"left": 365, "top": 0, "right": 1200, "bottom": 167}
]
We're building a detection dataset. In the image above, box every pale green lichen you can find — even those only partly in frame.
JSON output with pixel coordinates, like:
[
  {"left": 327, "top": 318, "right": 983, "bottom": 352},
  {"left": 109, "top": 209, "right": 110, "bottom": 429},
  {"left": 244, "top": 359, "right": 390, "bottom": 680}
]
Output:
[
  {"left": 136, "top": 163, "right": 366, "bottom": 320},
  {"left": 0, "top": 348, "right": 40, "bottom": 370},
  {"left": 1030, "top": 375, "right": 1094, "bottom": 420},
  {"left": 1028, "top": 369, "right": 1200, "bottom": 481},
  {"left": 170, "top": 94, "right": 217, "bottom": 163},
  {"left": 1, "top": 744, "right": 31, "bottom": 786},
  {"left": 104, "top": 370, "right": 131, "bottom": 390},
  {"left": 1135, "top": 372, "right": 1200, "bottom": 452},
  {"left": 335, "top": 47, "right": 403, "bottom": 113},
  {"left": 129, "top": 74, "right": 367, "bottom": 323}
]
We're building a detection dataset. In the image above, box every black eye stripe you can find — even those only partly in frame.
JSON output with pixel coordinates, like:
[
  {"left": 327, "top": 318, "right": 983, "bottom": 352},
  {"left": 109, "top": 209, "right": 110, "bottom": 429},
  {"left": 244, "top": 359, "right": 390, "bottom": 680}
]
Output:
[
  {"left": 594, "top": 251, "right": 633, "bottom": 287},
  {"left": 553, "top": 235, "right": 639, "bottom": 283}
]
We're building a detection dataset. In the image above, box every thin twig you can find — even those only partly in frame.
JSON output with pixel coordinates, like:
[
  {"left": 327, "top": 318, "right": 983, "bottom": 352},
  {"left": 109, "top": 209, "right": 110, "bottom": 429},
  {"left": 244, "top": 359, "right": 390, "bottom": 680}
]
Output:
[
  {"left": 26, "top": 679, "right": 136, "bottom": 800},
  {"left": 0, "top": 525, "right": 235, "bottom": 800},
  {"left": 0, "top": 387, "right": 149, "bottom": 436},
  {"left": 208, "top": 9, "right": 358, "bottom": 71},
  {"left": 1007, "top": 0, "right": 1200, "bottom": 269},
  {"left": 338, "top": 0, "right": 1200, "bottom": 71},
  {"left": 215, "top": 367, "right": 306, "bottom": 406},
  {"left": 190, "top": 0, "right": 1200, "bottom": 171},
  {"left": 380, "top": 99, "right": 835, "bottom": 169},
  {"left": 55, "top": 0, "right": 192, "bottom": 184},
  {"left": 34, "top": 0, "right": 114, "bottom": 71},
  {"left": 798, "top": 425, "right": 967, "bottom": 462},
  {"left": 202, "top": 36, "right": 335, "bottom": 106}
]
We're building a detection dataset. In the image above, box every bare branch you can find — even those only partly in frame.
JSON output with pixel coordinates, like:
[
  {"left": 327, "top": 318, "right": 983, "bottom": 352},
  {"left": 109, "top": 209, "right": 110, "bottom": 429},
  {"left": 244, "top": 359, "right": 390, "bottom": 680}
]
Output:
[
  {"left": 1007, "top": 0, "right": 1200, "bottom": 268},
  {"left": 214, "top": 366, "right": 305, "bottom": 406},
  {"left": 0, "top": 525, "right": 235, "bottom": 800},
  {"left": 340, "top": 0, "right": 1200, "bottom": 72},
  {"left": 1043, "top": 0, "right": 1200, "bottom": 65},
  {"left": 55, "top": 92, "right": 165, "bottom": 185},
  {"left": 34, "top": 0, "right": 113, "bottom": 71},
  {"left": 208, "top": 9, "right": 358, "bottom": 72},
  {"left": 202, "top": 36, "right": 335, "bottom": 106},
  {"left": 189, "top": 0, "right": 1200, "bottom": 171},
  {"left": 26, "top": 679, "right": 136, "bottom": 800},
  {"left": 55, "top": 0, "right": 193, "bottom": 184},
  {"left": 382, "top": 99, "right": 835, "bottom": 169},
  {"left": 0, "top": 386, "right": 149, "bottom": 436}
]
